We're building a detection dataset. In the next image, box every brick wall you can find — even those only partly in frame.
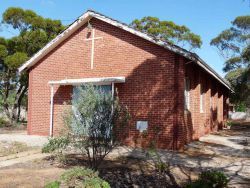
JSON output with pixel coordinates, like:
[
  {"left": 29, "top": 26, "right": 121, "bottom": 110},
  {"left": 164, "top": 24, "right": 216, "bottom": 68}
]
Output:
[
  {"left": 185, "top": 63, "right": 229, "bottom": 140},
  {"left": 27, "top": 18, "right": 229, "bottom": 149}
]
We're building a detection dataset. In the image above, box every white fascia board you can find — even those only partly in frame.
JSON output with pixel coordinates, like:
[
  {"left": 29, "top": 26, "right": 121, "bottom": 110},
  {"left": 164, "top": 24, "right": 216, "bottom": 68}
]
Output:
[
  {"left": 48, "top": 76, "right": 125, "bottom": 86},
  {"left": 18, "top": 12, "right": 92, "bottom": 73}
]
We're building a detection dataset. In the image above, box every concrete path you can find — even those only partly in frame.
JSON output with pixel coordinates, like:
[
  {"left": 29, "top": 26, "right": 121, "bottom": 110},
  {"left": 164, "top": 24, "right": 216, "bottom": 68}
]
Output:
[
  {"left": 108, "top": 126, "right": 250, "bottom": 188},
  {"left": 0, "top": 131, "right": 49, "bottom": 168},
  {"left": 0, "top": 150, "right": 49, "bottom": 168},
  {"left": 0, "top": 131, "right": 48, "bottom": 147}
]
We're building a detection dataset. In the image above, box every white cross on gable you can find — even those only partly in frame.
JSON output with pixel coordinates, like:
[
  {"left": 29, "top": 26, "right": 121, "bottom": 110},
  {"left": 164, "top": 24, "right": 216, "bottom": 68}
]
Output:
[{"left": 85, "top": 29, "right": 103, "bottom": 69}]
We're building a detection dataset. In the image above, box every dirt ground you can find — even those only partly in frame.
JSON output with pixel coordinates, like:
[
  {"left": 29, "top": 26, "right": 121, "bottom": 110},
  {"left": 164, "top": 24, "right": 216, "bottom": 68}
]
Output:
[
  {"left": 0, "top": 123, "right": 249, "bottom": 187},
  {"left": 0, "top": 158, "right": 64, "bottom": 188},
  {"left": 0, "top": 124, "right": 26, "bottom": 134},
  {"left": 0, "top": 154, "right": 189, "bottom": 188}
]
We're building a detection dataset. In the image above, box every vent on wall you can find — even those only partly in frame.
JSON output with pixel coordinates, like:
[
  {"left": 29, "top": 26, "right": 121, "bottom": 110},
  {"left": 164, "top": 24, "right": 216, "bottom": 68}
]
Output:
[{"left": 136, "top": 121, "right": 148, "bottom": 133}]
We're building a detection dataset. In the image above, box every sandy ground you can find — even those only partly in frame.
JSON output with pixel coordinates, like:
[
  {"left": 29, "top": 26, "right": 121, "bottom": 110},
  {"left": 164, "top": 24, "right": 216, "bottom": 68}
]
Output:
[
  {"left": 107, "top": 124, "right": 250, "bottom": 188},
  {"left": 0, "top": 159, "right": 64, "bottom": 188},
  {"left": 0, "top": 124, "right": 249, "bottom": 187}
]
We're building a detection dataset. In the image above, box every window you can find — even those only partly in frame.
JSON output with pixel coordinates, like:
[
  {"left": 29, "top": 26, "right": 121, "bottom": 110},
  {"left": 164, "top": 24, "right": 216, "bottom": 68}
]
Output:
[
  {"left": 184, "top": 77, "right": 190, "bottom": 110},
  {"left": 72, "top": 85, "right": 112, "bottom": 102},
  {"left": 200, "top": 83, "right": 205, "bottom": 113}
]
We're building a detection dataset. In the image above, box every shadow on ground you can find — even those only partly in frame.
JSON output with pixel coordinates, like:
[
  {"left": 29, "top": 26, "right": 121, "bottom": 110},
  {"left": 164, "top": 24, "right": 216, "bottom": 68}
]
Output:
[{"left": 54, "top": 123, "right": 250, "bottom": 188}]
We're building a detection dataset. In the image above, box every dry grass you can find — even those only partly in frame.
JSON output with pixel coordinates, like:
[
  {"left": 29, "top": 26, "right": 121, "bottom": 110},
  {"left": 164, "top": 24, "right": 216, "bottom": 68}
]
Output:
[{"left": 0, "top": 141, "right": 33, "bottom": 157}]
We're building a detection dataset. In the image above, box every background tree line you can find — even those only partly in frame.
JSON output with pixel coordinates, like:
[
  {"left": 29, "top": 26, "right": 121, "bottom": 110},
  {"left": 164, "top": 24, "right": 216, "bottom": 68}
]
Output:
[
  {"left": 211, "top": 15, "right": 250, "bottom": 110},
  {"left": 0, "top": 7, "right": 203, "bottom": 124},
  {"left": 0, "top": 6, "right": 248, "bottom": 124},
  {"left": 0, "top": 7, "right": 65, "bottom": 123}
]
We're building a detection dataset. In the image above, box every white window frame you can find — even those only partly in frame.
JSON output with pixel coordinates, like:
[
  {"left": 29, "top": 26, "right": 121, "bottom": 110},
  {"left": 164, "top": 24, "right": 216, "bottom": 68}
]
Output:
[{"left": 184, "top": 77, "right": 190, "bottom": 110}]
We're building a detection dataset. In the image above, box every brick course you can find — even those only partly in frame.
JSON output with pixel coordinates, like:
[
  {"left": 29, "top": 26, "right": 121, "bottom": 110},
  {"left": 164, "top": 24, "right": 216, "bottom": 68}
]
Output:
[{"left": 27, "top": 18, "right": 229, "bottom": 149}]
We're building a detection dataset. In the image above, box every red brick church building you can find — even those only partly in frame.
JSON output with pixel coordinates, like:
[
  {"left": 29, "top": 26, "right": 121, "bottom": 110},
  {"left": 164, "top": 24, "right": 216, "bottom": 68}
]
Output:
[{"left": 19, "top": 10, "right": 231, "bottom": 149}]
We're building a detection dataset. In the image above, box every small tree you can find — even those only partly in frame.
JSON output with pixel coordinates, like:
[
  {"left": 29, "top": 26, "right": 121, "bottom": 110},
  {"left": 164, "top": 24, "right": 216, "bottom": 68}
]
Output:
[{"left": 44, "top": 84, "right": 130, "bottom": 170}]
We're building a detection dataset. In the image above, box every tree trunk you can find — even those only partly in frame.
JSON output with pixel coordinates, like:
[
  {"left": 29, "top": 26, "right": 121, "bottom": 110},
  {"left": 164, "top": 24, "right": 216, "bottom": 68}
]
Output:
[
  {"left": 2, "top": 70, "right": 11, "bottom": 119},
  {"left": 11, "top": 84, "right": 28, "bottom": 123},
  {"left": 17, "top": 85, "right": 28, "bottom": 121}
]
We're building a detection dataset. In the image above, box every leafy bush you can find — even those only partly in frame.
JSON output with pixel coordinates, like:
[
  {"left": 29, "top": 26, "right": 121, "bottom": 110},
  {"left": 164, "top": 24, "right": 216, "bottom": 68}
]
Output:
[
  {"left": 45, "top": 181, "right": 60, "bottom": 188},
  {"left": 0, "top": 117, "right": 10, "bottom": 127},
  {"left": 83, "top": 177, "right": 110, "bottom": 188},
  {"left": 44, "top": 84, "right": 130, "bottom": 170},
  {"left": 61, "top": 167, "right": 98, "bottom": 185},
  {"left": 226, "top": 120, "right": 233, "bottom": 128},
  {"left": 235, "top": 102, "right": 246, "bottom": 112},
  {"left": 186, "top": 170, "right": 229, "bottom": 188},
  {"left": 46, "top": 167, "right": 110, "bottom": 188},
  {"left": 42, "top": 137, "right": 69, "bottom": 153},
  {"left": 186, "top": 180, "right": 210, "bottom": 188},
  {"left": 200, "top": 170, "right": 229, "bottom": 187},
  {"left": 0, "top": 118, "right": 6, "bottom": 128}
]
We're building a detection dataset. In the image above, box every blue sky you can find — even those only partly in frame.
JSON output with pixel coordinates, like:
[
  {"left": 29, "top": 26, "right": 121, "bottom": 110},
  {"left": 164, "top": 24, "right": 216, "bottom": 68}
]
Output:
[{"left": 0, "top": 0, "right": 249, "bottom": 76}]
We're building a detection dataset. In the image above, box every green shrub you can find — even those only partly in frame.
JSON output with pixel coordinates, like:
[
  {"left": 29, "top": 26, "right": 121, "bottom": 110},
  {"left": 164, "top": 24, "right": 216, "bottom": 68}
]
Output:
[
  {"left": 42, "top": 137, "right": 69, "bottom": 153},
  {"left": 0, "top": 117, "right": 10, "bottom": 127},
  {"left": 44, "top": 180, "right": 60, "bottom": 188},
  {"left": 235, "top": 102, "right": 246, "bottom": 112},
  {"left": 186, "top": 180, "right": 211, "bottom": 188},
  {"left": 200, "top": 170, "right": 229, "bottom": 187},
  {"left": 83, "top": 177, "right": 111, "bottom": 188},
  {"left": 61, "top": 167, "right": 110, "bottom": 188},
  {"left": 46, "top": 167, "right": 110, "bottom": 188},
  {"left": 186, "top": 170, "right": 229, "bottom": 188},
  {"left": 49, "top": 84, "right": 130, "bottom": 170},
  {"left": 226, "top": 120, "right": 233, "bottom": 127},
  {"left": 61, "top": 167, "right": 98, "bottom": 185}
]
